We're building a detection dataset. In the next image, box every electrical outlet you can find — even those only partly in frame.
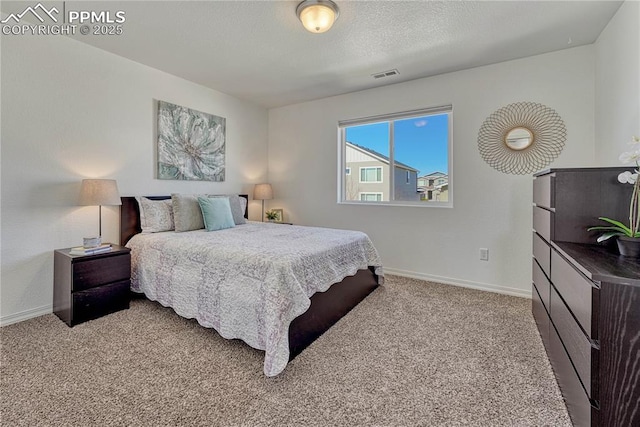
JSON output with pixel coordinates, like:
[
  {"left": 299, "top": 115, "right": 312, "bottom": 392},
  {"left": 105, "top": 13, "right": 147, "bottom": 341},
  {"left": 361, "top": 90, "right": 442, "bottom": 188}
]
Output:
[{"left": 480, "top": 248, "right": 489, "bottom": 261}]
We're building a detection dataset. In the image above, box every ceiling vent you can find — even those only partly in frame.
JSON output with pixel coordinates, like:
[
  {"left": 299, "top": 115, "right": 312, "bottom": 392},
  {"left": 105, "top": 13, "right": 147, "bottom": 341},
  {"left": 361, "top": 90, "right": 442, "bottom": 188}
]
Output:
[{"left": 371, "top": 69, "right": 399, "bottom": 79}]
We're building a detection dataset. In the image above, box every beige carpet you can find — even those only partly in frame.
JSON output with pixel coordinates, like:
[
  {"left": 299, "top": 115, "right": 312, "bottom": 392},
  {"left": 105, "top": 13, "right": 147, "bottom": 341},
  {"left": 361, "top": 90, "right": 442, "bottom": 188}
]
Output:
[{"left": 1, "top": 275, "right": 570, "bottom": 426}]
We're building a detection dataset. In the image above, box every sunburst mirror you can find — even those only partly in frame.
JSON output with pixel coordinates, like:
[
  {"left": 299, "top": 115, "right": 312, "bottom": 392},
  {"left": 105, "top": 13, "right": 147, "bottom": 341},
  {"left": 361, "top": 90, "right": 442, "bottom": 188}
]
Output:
[{"left": 477, "top": 102, "right": 566, "bottom": 175}]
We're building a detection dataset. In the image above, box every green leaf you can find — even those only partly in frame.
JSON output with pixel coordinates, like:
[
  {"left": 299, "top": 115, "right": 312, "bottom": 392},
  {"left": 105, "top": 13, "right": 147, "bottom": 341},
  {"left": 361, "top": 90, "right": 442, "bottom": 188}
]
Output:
[
  {"left": 587, "top": 226, "right": 627, "bottom": 233},
  {"left": 596, "top": 232, "right": 622, "bottom": 242},
  {"left": 594, "top": 217, "right": 632, "bottom": 235}
]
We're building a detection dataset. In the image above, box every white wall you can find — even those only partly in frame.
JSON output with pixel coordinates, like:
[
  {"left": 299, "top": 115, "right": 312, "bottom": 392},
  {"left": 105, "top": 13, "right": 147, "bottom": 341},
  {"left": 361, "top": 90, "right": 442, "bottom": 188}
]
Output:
[
  {"left": 268, "top": 46, "right": 596, "bottom": 297},
  {"left": 1, "top": 34, "right": 268, "bottom": 324},
  {"left": 595, "top": 0, "right": 640, "bottom": 163}
]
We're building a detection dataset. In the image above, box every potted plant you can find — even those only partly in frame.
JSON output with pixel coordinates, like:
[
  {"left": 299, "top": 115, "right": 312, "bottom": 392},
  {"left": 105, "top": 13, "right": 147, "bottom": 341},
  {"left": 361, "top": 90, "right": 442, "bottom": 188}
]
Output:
[
  {"left": 265, "top": 210, "right": 279, "bottom": 222},
  {"left": 588, "top": 136, "right": 640, "bottom": 257}
]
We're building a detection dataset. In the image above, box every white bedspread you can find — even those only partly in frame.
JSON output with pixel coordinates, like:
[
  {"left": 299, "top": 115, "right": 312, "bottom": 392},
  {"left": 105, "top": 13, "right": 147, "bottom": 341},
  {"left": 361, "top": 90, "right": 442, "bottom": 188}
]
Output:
[{"left": 126, "top": 222, "right": 383, "bottom": 376}]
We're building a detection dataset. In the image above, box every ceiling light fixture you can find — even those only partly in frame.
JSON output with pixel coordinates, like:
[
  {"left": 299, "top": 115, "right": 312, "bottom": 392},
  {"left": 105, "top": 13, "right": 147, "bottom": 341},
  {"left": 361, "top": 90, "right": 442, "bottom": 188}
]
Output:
[{"left": 296, "top": 0, "right": 339, "bottom": 34}]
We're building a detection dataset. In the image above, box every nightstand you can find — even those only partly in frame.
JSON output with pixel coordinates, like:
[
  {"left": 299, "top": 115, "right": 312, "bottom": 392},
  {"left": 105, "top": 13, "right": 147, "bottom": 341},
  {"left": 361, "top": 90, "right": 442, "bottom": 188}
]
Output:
[{"left": 53, "top": 245, "right": 131, "bottom": 326}]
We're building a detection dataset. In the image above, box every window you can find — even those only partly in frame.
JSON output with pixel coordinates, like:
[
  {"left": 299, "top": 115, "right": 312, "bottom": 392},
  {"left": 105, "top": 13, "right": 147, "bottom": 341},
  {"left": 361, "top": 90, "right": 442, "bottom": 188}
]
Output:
[
  {"left": 359, "top": 167, "right": 382, "bottom": 183},
  {"left": 339, "top": 105, "right": 452, "bottom": 206},
  {"left": 360, "top": 193, "right": 382, "bottom": 202}
]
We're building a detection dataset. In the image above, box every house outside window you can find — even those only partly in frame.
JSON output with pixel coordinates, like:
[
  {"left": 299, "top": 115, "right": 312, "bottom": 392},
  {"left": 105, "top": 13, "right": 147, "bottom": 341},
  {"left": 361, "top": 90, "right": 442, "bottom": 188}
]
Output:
[
  {"left": 417, "top": 171, "right": 449, "bottom": 202},
  {"left": 339, "top": 105, "right": 452, "bottom": 206}
]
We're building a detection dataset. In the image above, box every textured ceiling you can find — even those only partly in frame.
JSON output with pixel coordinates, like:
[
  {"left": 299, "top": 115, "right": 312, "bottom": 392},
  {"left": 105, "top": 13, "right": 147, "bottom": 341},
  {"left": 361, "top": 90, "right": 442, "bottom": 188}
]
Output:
[{"left": 1, "top": 1, "right": 623, "bottom": 108}]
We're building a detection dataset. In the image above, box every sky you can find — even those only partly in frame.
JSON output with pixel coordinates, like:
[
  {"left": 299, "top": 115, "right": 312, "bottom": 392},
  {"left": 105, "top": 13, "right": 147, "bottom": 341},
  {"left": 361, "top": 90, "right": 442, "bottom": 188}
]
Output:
[{"left": 345, "top": 113, "right": 449, "bottom": 176}]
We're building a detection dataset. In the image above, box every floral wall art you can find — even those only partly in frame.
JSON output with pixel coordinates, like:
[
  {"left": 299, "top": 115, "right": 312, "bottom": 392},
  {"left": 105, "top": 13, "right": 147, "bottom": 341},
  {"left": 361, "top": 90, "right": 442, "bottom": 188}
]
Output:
[{"left": 157, "top": 100, "right": 226, "bottom": 181}]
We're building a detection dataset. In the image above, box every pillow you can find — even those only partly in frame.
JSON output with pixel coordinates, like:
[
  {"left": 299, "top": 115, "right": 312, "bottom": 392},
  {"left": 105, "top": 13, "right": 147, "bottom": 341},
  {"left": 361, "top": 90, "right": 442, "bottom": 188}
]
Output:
[
  {"left": 136, "top": 197, "right": 174, "bottom": 233},
  {"left": 208, "top": 195, "right": 247, "bottom": 225},
  {"left": 238, "top": 196, "right": 248, "bottom": 221},
  {"left": 171, "top": 193, "right": 206, "bottom": 232},
  {"left": 198, "top": 197, "right": 236, "bottom": 231}
]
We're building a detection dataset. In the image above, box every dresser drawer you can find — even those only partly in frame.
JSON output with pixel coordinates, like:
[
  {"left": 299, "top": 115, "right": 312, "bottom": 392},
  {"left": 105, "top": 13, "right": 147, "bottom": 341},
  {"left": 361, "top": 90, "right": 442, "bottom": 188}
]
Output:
[
  {"left": 533, "top": 207, "right": 552, "bottom": 242},
  {"left": 72, "top": 280, "right": 130, "bottom": 325},
  {"left": 550, "top": 285, "right": 595, "bottom": 398},
  {"left": 551, "top": 250, "right": 597, "bottom": 338},
  {"left": 533, "top": 232, "right": 551, "bottom": 277},
  {"left": 72, "top": 253, "right": 131, "bottom": 291},
  {"left": 533, "top": 173, "right": 554, "bottom": 209},
  {"left": 533, "top": 233, "right": 551, "bottom": 277},
  {"left": 549, "top": 325, "right": 594, "bottom": 427},
  {"left": 533, "top": 259, "right": 551, "bottom": 311},
  {"left": 532, "top": 283, "right": 550, "bottom": 352}
]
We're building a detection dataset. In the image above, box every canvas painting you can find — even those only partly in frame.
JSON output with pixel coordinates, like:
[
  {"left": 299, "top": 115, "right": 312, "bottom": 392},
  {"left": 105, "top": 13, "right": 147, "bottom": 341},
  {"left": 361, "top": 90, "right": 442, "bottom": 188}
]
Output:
[{"left": 157, "top": 101, "right": 226, "bottom": 181}]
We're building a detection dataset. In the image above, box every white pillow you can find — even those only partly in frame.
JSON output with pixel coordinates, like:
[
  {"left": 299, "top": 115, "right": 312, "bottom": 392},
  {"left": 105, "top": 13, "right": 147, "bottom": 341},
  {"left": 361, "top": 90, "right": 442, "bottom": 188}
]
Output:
[{"left": 136, "top": 197, "right": 174, "bottom": 233}]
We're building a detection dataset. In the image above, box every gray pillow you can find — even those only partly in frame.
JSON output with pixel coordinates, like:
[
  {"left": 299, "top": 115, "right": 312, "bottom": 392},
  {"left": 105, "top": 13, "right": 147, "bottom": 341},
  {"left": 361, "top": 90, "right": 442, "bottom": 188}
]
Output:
[
  {"left": 208, "top": 195, "right": 247, "bottom": 225},
  {"left": 171, "top": 193, "right": 206, "bottom": 232},
  {"left": 136, "top": 197, "right": 174, "bottom": 233}
]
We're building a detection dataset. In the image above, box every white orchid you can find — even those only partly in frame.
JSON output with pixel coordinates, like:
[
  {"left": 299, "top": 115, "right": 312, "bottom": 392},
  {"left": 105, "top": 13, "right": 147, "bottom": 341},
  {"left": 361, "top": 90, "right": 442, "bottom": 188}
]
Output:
[
  {"left": 618, "top": 170, "right": 638, "bottom": 184},
  {"left": 619, "top": 149, "right": 640, "bottom": 164},
  {"left": 589, "top": 136, "right": 640, "bottom": 242}
]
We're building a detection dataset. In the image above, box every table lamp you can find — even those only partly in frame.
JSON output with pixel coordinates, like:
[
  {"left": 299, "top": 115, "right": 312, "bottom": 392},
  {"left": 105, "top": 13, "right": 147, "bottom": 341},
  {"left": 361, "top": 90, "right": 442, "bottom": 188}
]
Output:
[
  {"left": 253, "top": 183, "right": 273, "bottom": 222},
  {"left": 79, "top": 179, "right": 122, "bottom": 238}
]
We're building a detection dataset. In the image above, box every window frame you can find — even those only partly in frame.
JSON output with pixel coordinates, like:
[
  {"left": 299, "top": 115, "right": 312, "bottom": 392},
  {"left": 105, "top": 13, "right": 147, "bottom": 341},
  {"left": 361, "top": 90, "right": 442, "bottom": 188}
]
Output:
[
  {"left": 338, "top": 105, "right": 453, "bottom": 208},
  {"left": 359, "top": 192, "right": 383, "bottom": 202},
  {"left": 359, "top": 166, "right": 383, "bottom": 183}
]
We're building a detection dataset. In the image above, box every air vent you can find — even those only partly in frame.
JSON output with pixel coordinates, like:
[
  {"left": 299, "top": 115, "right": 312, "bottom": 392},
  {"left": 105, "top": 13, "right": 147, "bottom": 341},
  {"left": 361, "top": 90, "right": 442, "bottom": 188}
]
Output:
[{"left": 371, "top": 69, "right": 399, "bottom": 79}]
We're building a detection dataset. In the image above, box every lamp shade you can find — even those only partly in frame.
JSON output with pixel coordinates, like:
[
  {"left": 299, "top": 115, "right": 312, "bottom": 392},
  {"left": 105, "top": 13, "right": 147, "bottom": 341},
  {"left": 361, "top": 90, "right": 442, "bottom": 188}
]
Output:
[
  {"left": 253, "top": 183, "right": 273, "bottom": 200},
  {"left": 297, "top": 0, "right": 339, "bottom": 34},
  {"left": 79, "top": 179, "right": 122, "bottom": 206}
]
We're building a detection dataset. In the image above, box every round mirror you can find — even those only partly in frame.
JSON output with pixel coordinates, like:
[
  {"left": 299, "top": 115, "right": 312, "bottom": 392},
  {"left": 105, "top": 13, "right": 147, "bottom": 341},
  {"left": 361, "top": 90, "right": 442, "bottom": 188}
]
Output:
[
  {"left": 505, "top": 127, "right": 534, "bottom": 150},
  {"left": 478, "top": 102, "right": 566, "bottom": 174}
]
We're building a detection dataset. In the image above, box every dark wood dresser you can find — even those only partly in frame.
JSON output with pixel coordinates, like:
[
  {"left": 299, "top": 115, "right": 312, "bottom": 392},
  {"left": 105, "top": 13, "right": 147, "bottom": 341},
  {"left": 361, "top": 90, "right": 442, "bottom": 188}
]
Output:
[
  {"left": 532, "top": 168, "right": 640, "bottom": 426},
  {"left": 54, "top": 245, "right": 131, "bottom": 326}
]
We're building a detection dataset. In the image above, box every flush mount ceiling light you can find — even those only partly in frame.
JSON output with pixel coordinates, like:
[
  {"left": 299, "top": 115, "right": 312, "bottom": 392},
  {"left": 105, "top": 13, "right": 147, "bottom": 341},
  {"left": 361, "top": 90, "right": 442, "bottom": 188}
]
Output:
[{"left": 297, "top": 0, "right": 339, "bottom": 33}]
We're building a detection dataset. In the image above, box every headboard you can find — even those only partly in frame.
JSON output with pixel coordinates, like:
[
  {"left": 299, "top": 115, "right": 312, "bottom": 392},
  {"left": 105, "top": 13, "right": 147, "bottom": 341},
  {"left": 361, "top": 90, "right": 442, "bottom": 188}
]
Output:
[{"left": 120, "top": 194, "right": 249, "bottom": 245}]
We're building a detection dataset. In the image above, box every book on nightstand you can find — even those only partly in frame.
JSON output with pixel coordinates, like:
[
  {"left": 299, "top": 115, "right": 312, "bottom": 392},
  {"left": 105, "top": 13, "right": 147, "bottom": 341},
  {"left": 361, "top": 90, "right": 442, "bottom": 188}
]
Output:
[{"left": 69, "top": 244, "right": 113, "bottom": 256}]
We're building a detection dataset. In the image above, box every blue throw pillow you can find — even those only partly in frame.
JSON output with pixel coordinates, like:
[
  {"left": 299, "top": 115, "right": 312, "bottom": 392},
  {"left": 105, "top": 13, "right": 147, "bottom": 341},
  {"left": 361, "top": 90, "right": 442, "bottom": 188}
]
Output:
[{"left": 197, "top": 197, "right": 236, "bottom": 231}]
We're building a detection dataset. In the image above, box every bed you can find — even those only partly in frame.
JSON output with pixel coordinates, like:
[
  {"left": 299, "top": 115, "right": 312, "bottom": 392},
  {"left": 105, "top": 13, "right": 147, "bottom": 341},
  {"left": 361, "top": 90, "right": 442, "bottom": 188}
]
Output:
[{"left": 120, "top": 195, "right": 383, "bottom": 376}]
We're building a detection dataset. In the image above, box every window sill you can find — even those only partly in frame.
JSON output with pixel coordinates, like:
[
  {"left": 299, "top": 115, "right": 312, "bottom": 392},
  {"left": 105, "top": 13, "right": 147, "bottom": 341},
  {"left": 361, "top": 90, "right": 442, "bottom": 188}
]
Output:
[{"left": 338, "top": 201, "right": 452, "bottom": 208}]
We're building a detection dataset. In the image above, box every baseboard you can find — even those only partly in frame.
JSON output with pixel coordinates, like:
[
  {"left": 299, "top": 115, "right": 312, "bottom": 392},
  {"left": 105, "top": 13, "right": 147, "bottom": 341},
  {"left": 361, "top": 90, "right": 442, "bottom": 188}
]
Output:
[
  {"left": 384, "top": 268, "right": 532, "bottom": 299},
  {"left": 0, "top": 304, "right": 52, "bottom": 327}
]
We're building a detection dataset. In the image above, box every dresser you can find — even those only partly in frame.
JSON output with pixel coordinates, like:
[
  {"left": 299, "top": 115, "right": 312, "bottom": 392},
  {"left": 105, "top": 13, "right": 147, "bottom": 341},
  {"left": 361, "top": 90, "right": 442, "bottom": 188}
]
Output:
[
  {"left": 53, "top": 245, "right": 131, "bottom": 326},
  {"left": 532, "top": 168, "right": 640, "bottom": 426}
]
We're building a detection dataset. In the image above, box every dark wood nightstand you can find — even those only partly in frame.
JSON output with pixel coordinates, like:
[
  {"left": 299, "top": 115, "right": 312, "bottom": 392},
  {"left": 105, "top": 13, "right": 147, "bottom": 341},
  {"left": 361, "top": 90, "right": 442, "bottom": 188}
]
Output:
[{"left": 53, "top": 245, "right": 131, "bottom": 326}]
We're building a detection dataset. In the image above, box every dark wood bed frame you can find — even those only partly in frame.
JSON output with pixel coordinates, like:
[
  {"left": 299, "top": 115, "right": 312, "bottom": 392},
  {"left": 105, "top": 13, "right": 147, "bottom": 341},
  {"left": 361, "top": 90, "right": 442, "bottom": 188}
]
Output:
[{"left": 120, "top": 195, "right": 379, "bottom": 361}]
